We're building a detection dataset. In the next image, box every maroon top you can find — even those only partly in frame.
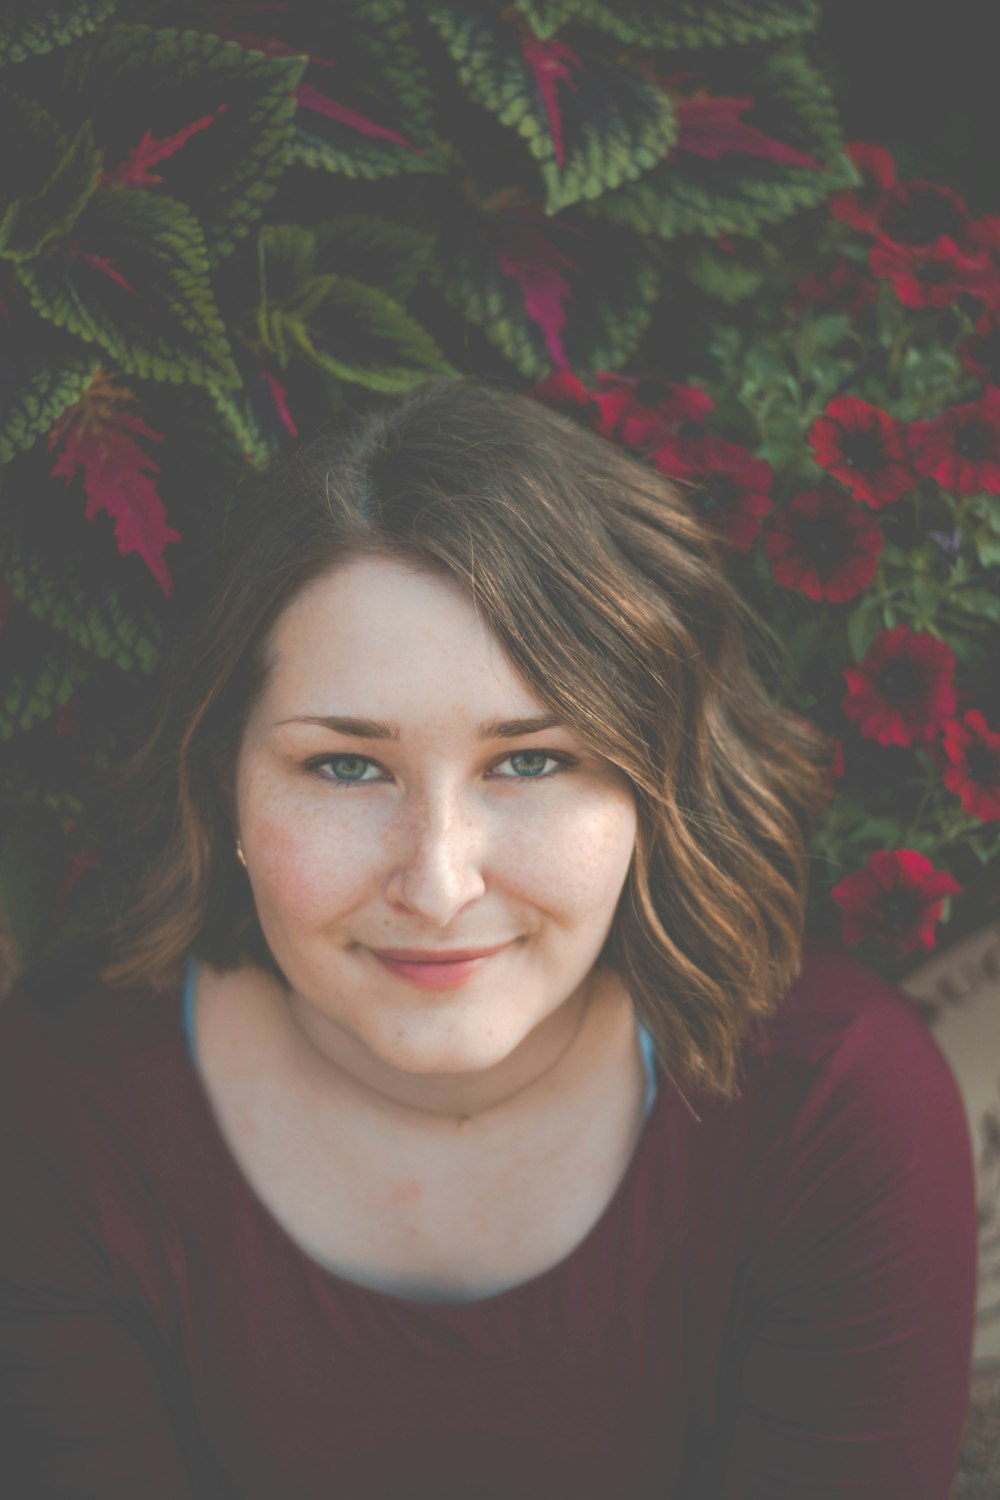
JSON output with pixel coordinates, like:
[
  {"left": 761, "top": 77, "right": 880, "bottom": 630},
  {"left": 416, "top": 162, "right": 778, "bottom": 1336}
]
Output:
[{"left": 0, "top": 937, "right": 978, "bottom": 1499}]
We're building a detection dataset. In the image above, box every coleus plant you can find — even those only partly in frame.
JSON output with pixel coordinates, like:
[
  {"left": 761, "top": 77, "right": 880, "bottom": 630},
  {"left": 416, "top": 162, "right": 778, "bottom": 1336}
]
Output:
[
  {"left": 529, "top": 141, "right": 1000, "bottom": 979},
  {"left": 0, "top": 0, "right": 864, "bottom": 973}
]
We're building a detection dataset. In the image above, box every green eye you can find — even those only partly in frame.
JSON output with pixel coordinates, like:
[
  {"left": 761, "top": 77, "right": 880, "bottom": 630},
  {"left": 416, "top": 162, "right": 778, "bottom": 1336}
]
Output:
[{"left": 306, "top": 750, "right": 577, "bottom": 788}]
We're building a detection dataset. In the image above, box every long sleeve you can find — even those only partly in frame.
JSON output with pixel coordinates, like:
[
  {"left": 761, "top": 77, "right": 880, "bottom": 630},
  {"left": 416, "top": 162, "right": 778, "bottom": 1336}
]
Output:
[
  {"left": 716, "top": 997, "right": 979, "bottom": 1499},
  {"left": 0, "top": 1000, "right": 193, "bottom": 1499}
]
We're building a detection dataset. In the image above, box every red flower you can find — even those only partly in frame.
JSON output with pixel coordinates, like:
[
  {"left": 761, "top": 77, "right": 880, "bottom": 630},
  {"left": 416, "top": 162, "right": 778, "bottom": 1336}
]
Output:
[
  {"left": 880, "top": 179, "right": 968, "bottom": 249},
  {"left": 966, "top": 218, "right": 1000, "bottom": 310},
  {"left": 762, "top": 486, "right": 883, "bottom": 603},
  {"left": 869, "top": 233, "right": 994, "bottom": 308},
  {"left": 526, "top": 367, "right": 598, "bottom": 418},
  {"left": 831, "top": 848, "right": 962, "bottom": 953},
  {"left": 907, "top": 385, "right": 1000, "bottom": 495},
  {"left": 654, "top": 435, "right": 772, "bottom": 551},
  {"left": 958, "top": 311, "right": 1000, "bottom": 384},
  {"left": 592, "top": 372, "right": 714, "bottom": 450},
  {"left": 841, "top": 624, "right": 957, "bottom": 746},
  {"left": 830, "top": 143, "right": 897, "bottom": 233},
  {"left": 788, "top": 255, "right": 877, "bottom": 322},
  {"left": 935, "top": 709, "right": 1000, "bottom": 822},
  {"left": 808, "top": 396, "right": 912, "bottom": 507}
]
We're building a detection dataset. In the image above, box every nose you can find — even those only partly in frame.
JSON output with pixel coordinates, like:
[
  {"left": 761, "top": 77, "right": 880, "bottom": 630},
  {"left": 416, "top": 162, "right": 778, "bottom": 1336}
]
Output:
[{"left": 385, "top": 788, "right": 489, "bottom": 926}]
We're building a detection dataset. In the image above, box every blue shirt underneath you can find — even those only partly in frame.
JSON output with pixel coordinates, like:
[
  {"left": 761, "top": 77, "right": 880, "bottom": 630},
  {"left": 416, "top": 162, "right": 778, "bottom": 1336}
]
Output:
[{"left": 181, "top": 954, "right": 659, "bottom": 1119}]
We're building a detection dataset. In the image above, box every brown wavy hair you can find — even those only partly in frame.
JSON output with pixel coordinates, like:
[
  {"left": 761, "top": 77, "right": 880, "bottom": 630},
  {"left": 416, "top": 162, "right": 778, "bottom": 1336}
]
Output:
[{"left": 55, "top": 375, "right": 834, "bottom": 1107}]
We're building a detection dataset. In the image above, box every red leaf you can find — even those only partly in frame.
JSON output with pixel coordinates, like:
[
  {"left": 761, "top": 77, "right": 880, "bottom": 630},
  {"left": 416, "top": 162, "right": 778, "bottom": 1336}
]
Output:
[
  {"left": 68, "top": 243, "right": 136, "bottom": 295},
  {"left": 294, "top": 83, "right": 415, "bottom": 149},
  {"left": 497, "top": 222, "right": 578, "bottom": 368},
  {"left": 102, "top": 109, "right": 226, "bottom": 189},
  {"left": 676, "top": 94, "right": 822, "bottom": 169},
  {"left": 519, "top": 32, "right": 582, "bottom": 169},
  {"left": 47, "top": 374, "right": 181, "bottom": 597}
]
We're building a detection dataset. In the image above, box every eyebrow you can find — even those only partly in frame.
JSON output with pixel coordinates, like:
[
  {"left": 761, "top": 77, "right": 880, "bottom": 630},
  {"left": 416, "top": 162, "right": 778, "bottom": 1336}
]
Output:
[{"left": 273, "top": 713, "right": 568, "bottom": 741}]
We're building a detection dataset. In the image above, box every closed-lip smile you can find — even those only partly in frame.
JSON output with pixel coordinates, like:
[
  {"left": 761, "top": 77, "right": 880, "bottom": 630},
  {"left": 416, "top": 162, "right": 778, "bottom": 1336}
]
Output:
[{"left": 371, "top": 943, "right": 510, "bottom": 963}]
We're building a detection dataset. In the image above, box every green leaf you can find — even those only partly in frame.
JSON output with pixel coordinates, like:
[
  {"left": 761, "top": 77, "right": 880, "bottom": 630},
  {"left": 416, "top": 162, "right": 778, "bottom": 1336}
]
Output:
[
  {"left": 15, "top": 186, "right": 239, "bottom": 388},
  {"left": 0, "top": 0, "right": 117, "bottom": 66},
  {"left": 950, "top": 587, "right": 1000, "bottom": 623},
  {"left": 0, "top": 121, "right": 101, "bottom": 262},
  {"left": 683, "top": 244, "right": 763, "bottom": 303},
  {"left": 439, "top": 210, "right": 659, "bottom": 380},
  {"left": 973, "top": 528, "right": 1000, "bottom": 568},
  {"left": 312, "top": 215, "right": 439, "bottom": 303},
  {"left": 588, "top": 50, "right": 851, "bottom": 240},
  {"left": 427, "top": 4, "right": 676, "bottom": 214},
  {"left": 846, "top": 596, "right": 883, "bottom": 662},
  {"left": 34, "top": 23, "right": 306, "bottom": 264},
  {"left": 289, "top": 0, "right": 444, "bottom": 180},
  {"left": 573, "top": 0, "right": 820, "bottom": 48},
  {"left": 0, "top": 339, "right": 99, "bottom": 466},
  {"left": 0, "top": 532, "right": 162, "bottom": 671},
  {"left": 0, "top": 644, "right": 90, "bottom": 740},
  {"left": 511, "top": 0, "right": 584, "bottom": 38}
]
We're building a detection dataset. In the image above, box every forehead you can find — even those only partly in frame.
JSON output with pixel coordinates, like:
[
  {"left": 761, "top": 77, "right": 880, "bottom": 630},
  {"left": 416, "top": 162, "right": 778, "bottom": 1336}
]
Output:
[{"left": 259, "top": 556, "right": 538, "bottom": 712}]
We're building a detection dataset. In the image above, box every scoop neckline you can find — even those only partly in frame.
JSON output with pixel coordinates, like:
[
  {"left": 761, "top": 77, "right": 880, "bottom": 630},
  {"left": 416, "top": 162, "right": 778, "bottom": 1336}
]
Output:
[{"left": 175, "top": 953, "right": 670, "bottom": 1320}]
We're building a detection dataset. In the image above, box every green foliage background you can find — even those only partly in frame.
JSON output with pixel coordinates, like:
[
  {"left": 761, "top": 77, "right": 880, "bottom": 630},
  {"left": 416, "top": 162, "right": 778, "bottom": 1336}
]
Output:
[{"left": 13, "top": 0, "right": 973, "bottom": 984}]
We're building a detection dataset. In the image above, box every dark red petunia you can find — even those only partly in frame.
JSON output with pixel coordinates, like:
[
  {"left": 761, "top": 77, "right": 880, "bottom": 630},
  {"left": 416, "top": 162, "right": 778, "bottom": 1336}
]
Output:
[
  {"left": 879, "top": 179, "right": 969, "bottom": 249},
  {"left": 592, "top": 372, "right": 714, "bottom": 451},
  {"left": 654, "top": 434, "right": 772, "bottom": 551},
  {"left": 907, "top": 385, "right": 1000, "bottom": 495},
  {"left": 527, "top": 367, "right": 598, "bottom": 417},
  {"left": 966, "top": 217, "right": 1000, "bottom": 310},
  {"left": 958, "top": 311, "right": 1000, "bottom": 384},
  {"left": 869, "top": 233, "right": 995, "bottom": 308},
  {"left": 830, "top": 848, "right": 962, "bottom": 953},
  {"left": 808, "top": 396, "right": 913, "bottom": 507},
  {"left": 841, "top": 623, "right": 957, "bottom": 747},
  {"left": 830, "top": 142, "right": 897, "bottom": 233},
  {"left": 762, "top": 486, "right": 883, "bottom": 603},
  {"left": 788, "top": 255, "right": 878, "bottom": 322},
  {"left": 933, "top": 709, "right": 1000, "bottom": 822}
]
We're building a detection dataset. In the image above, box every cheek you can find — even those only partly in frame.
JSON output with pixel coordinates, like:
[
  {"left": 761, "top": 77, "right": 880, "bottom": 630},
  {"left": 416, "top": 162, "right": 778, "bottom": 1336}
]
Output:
[{"left": 247, "top": 788, "right": 369, "bottom": 919}]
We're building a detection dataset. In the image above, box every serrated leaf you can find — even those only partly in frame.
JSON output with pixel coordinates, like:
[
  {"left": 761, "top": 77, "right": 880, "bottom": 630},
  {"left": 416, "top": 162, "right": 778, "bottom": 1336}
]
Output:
[
  {"left": 15, "top": 186, "right": 239, "bottom": 388},
  {"left": 440, "top": 208, "right": 659, "bottom": 380},
  {"left": 254, "top": 225, "right": 453, "bottom": 392},
  {"left": 588, "top": 50, "right": 851, "bottom": 240},
  {"left": 0, "top": 84, "right": 74, "bottom": 212},
  {"left": 25, "top": 24, "right": 306, "bottom": 264},
  {"left": 0, "top": 331, "right": 99, "bottom": 465},
  {"left": 0, "top": 531, "right": 161, "bottom": 670},
  {"left": 0, "top": 645, "right": 89, "bottom": 740},
  {"left": 575, "top": 0, "right": 820, "bottom": 49},
  {"left": 287, "top": 0, "right": 443, "bottom": 179},
  {"left": 312, "top": 215, "right": 438, "bottom": 303},
  {"left": 512, "top": 0, "right": 584, "bottom": 38},
  {"left": 0, "top": 121, "right": 100, "bottom": 262},
  {"left": 47, "top": 371, "right": 182, "bottom": 597},
  {"left": 427, "top": 4, "right": 676, "bottom": 214},
  {"left": 0, "top": 0, "right": 117, "bottom": 67}
]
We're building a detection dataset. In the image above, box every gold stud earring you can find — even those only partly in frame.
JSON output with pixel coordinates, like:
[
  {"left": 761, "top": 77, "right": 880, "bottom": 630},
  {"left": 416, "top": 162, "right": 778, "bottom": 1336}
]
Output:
[{"left": 235, "top": 838, "right": 247, "bottom": 868}]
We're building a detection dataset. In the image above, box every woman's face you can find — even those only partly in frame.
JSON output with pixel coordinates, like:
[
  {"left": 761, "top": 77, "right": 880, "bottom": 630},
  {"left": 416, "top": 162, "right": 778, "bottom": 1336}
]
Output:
[{"left": 231, "top": 554, "right": 638, "bottom": 1110}]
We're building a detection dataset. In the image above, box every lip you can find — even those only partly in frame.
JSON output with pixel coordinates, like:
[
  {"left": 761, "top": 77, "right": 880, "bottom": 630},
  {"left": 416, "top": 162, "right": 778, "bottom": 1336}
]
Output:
[
  {"left": 369, "top": 943, "right": 511, "bottom": 990},
  {"left": 371, "top": 943, "right": 511, "bottom": 962}
]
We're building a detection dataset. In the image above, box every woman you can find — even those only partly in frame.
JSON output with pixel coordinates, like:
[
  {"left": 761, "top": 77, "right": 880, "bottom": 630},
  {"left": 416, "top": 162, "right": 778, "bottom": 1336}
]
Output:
[{"left": 0, "top": 377, "right": 978, "bottom": 1497}]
